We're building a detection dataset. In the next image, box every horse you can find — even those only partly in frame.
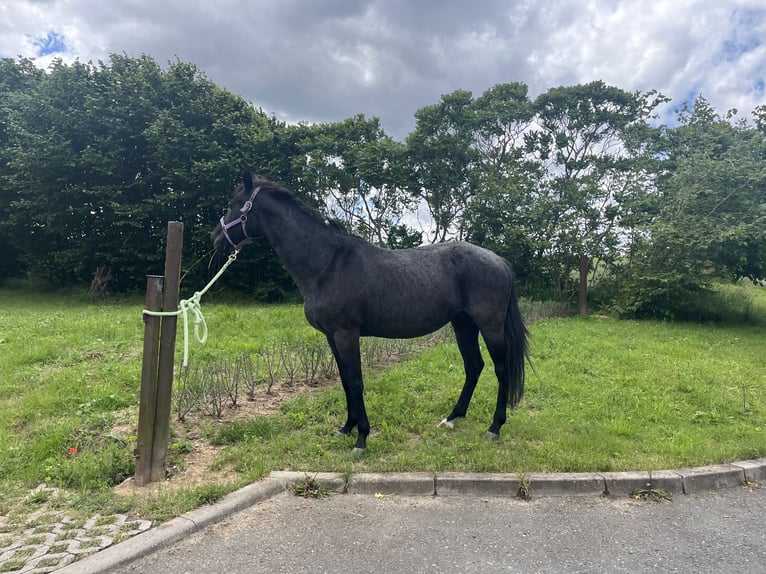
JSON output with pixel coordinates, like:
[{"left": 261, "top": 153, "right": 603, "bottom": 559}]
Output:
[{"left": 211, "top": 173, "right": 529, "bottom": 454}]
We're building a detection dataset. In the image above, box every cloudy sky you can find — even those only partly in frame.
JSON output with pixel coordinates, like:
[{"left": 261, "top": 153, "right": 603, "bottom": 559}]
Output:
[{"left": 1, "top": 0, "right": 765, "bottom": 139}]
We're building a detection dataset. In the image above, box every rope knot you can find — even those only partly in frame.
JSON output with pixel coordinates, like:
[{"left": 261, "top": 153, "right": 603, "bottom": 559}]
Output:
[{"left": 141, "top": 249, "right": 239, "bottom": 368}]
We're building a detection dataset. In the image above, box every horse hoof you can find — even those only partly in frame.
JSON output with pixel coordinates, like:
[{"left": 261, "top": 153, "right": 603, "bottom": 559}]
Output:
[
  {"left": 438, "top": 418, "right": 455, "bottom": 430},
  {"left": 351, "top": 447, "right": 366, "bottom": 457},
  {"left": 335, "top": 431, "right": 348, "bottom": 439},
  {"left": 484, "top": 431, "right": 499, "bottom": 441}
]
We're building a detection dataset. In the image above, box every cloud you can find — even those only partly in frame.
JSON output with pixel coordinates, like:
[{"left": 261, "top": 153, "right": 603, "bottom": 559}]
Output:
[{"left": 1, "top": 0, "right": 764, "bottom": 138}]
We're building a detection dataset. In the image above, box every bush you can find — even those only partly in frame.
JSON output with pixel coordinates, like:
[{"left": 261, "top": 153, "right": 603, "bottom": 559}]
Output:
[
  {"left": 612, "top": 273, "right": 762, "bottom": 323},
  {"left": 612, "top": 272, "right": 712, "bottom": 321}
]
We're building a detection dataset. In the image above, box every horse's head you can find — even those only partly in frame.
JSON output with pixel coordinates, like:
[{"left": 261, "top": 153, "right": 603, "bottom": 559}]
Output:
[{"left": 211, "top": 172, "right": 263, "bottom": 252}]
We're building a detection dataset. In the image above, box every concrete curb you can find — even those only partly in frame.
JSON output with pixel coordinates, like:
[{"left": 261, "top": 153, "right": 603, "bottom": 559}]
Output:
[{"left": 64, "top": 457, "right": 766, "bottom": 573}]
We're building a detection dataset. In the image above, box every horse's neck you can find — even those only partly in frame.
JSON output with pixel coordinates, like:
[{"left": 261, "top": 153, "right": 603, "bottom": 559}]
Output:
[{"left": 256, "top": 194, "right": 343, "bottom": 290}]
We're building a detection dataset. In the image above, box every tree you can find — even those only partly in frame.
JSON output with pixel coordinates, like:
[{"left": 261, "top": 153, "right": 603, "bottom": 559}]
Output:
[
  {"left": 0, "top": 57, "right": 44, "bottom": 281},
  {"left": 531, "top": 81, "right": 667, "bottom": 304},
  {"left": 2, "top": 55, "right": 274, "bottom": 292},
  {"left": 292, "top": 115, "right": 419, "bottom": 246},
  {"left": 406, "top": 90, "right": 479, "bottom": 242},
  {"left": 461, "top": 82, "right": 544, "bottom": 293},
  {"left": 616, "top": 96, "right": 766, "bottom": 318}
]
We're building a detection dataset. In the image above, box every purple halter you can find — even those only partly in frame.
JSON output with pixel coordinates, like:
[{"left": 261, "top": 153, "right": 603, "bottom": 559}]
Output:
[{"left": 219, "top": 186, "right": 261, "bottom": 250}]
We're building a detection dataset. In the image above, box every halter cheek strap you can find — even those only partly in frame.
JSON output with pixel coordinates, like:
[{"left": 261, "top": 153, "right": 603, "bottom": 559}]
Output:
[{"left": 220, "top": 186, "right": 261, "bottom": 250}]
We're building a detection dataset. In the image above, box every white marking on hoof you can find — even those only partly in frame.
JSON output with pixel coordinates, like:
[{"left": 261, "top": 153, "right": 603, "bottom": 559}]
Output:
[
  {"left": 438, "top": 418, "right": 455, "bottom": 429},
  {"left": 484, "top": 431, "right": 499, "bottom": 441},
  {"left": 351, "top": 447, "right": 366, "bottom": 457}
]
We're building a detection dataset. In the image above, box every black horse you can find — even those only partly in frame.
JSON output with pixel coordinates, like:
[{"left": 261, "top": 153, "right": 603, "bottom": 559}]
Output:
[{"left": 211, "top": 173, "right": 529, "bottom": 453}]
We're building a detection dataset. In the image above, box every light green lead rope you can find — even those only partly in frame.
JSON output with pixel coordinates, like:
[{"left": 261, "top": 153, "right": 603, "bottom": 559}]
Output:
[{"left": 143, "top": 250, "right": 239, "bottom": 367}]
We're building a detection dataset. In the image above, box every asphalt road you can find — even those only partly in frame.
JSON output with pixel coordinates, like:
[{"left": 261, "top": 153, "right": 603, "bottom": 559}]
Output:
[{"left": 115, "top": 486, "right": 766, "bottom": 574}]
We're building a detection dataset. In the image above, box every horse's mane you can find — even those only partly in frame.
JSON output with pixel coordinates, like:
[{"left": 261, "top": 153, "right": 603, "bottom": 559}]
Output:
[{"left": 256, "top": 179, "right": 351, "bottom": 236}]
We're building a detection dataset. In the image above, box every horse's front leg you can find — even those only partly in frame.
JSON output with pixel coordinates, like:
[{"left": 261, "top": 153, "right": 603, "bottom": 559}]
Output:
[{"left": 327, "top": 330, "right": 369, "bottom": 454}]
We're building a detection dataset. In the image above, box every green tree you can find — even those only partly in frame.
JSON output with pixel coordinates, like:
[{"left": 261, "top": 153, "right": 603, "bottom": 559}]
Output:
[
  {"left": 293, "top": 115, "right": 419, "bottom": 246},
  {"left": 531, "top": 81, "right": 667, "bottom": 303},
  {"left": 0, "top": 57, "right": 44, "bottom": 281},
  {"left": 3, "top": 55, "right": 274, "bottom": 293},
  {"left": 461, "top": 82, "right": 543, "bottom": 293},
  {"left": 406, "top": 90, "right": 478, "bottom": 242},
  {"left": 617, "top": 96, "right": 766, "bottom": 318}
]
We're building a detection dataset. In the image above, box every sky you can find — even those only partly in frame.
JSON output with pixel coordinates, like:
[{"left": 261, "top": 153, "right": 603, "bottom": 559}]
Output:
[{"left": 1, "top": 0, "right": 765, "bottom": 140}]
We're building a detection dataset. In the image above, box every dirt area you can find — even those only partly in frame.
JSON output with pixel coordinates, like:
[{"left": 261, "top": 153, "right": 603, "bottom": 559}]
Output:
[{"left": 112, "top": 379, "right": 334, "bottom": 497}]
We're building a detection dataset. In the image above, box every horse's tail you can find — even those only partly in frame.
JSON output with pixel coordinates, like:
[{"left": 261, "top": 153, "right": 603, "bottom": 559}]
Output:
[{"left": 505, "top": 268, "right": 529, "bottom": 408}]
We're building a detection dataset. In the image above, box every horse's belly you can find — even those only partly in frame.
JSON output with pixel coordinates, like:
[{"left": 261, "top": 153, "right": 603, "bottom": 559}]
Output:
[{"left": 362, "top": 298, "right": 453, "bottom": 339}]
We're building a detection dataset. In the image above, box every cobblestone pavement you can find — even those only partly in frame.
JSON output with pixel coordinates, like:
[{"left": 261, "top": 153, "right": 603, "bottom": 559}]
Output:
[{"left": 0, "top": 510, "right": 151, "bottom": 573}]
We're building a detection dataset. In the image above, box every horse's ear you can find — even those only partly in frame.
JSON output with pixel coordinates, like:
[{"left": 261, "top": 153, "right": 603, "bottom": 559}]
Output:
[{"left": 243, "top": 171, "right": 254, "bottom": 193}]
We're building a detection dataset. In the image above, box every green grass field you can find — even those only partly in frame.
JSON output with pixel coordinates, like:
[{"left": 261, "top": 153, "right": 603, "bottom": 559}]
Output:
[{"left": 0, "top": 283, "right": 764, "bottom": 523}]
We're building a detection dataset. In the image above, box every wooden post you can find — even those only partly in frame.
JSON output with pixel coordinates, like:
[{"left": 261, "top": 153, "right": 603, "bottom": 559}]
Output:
[
  {"left": 150, "top": 221, "right": 184, "bottom": 482},
  {"left": 134, "top": 221, "right": 184, "bottom": 485},
  {"left": 135, "top": 275, "right": 163, "bottom": 486},
  {"left": 578, "top": 254, "right": 588, "bottom": 316}
]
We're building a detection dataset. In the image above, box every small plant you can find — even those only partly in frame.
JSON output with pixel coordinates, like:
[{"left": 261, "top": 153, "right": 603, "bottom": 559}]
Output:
[
  {"left": 169, "top": 440, "right": 194, "bottom": 456},
  {"left": 319, "top": 345, "right": 338, "bottom": 379},
  {"left": 191, "top": 484, "right": 228, "bottom": 506},
  {"left": 630, "top": 483, "right": 672, "bottom": 502},
  {"left": 174, "top": 364, "right": 205, "bottom": 422},
  {"left": 1, "top": 558, "right": 26, "bottom": 572},
  {"left": 221, "top": 358, "right": 241, "bottom": 408},
  {"left": 297, "top": 341, "right": 324, "bottom": 385},
  {"left": 200, "top": 366, "right": 228, "bottom": 418},
  {"left": 25, "top": 490, "right": 51, "bottom": 505},
  {"left": 291, "top": 473, "right": 332, "bottom": 499},
  {"left": 238, "top": 352, "right": 261, "bottom": 400},
  {"left": 279, "top": 341, "right": 299, "bottom": 386},
  {"left": 517, "top": 474, "right": 531, "bottom": 500},
  {"left": 361, "top": 338, "right": 383, "bottom": 368},
  {"left": 258, "top": 344, "right": 281, "bottom": 393}
]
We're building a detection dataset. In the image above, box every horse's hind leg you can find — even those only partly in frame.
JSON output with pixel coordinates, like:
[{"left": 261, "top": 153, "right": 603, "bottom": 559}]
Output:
[
  {"left": 482, "top": 329, "right": 510, "bottom": 440},
  {"left": 440, "top": 313, "right": 484, "bottom": 429}
]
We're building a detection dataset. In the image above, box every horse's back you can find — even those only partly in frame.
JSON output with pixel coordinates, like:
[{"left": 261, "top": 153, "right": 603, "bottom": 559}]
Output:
[{"left": 348, "top": 241, "right": 513, "bottom": 338}]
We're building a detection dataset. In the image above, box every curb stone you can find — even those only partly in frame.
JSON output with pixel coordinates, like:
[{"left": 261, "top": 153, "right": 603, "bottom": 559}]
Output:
[
  {"left": 42, "top": 457, "right": 766, "bottom": 573},
  {"left": 54, "top": 479, "right": 284, "bottom": 574},
  {"left": 675, "top": 463, "right": 747, "bottom": 494}
]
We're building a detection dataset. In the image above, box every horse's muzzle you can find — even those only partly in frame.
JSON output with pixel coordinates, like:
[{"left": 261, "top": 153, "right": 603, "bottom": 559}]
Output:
[{"left": 211, "top": 225, "right": 228, "bottom": 252}]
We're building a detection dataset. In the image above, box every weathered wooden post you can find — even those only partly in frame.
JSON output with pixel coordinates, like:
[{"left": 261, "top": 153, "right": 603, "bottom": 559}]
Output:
[
  {"left": 135, "top": 221, "right": 184, "bottom": 485},
  {"left": 135, "top": 276, "right": 163, "bottom": 486}
]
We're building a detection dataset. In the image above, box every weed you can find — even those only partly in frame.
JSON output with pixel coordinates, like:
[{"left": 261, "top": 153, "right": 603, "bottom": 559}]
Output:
[
  {"left": 24, "top": 534, "right": 47, "bottom": 545},
  {"left": 291, "top": 474, "right": 332, "bottom": 499},
  {"left": 630, "top": 485, "right": 672, "bottom": 502},
  {"left": 0, "top": 558, "right": 26, "bottom": 572},
  {"left": 169, "top": 440, "right": 194, "bottom": 455},
  {"left": 36, "top": 557, "right": 66, "bottom": 568},
  {"left": 190, "top": 484, "right": 228, "bottom": 506},
  {"left": 25, "top": 490, "right": 51, "bottom": 505},
  {"left": 517, "top": 474, "right": 531, "bottom": 500}
]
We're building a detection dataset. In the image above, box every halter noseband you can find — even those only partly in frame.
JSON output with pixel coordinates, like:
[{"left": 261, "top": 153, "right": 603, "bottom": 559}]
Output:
[{"left": 219, "top": 186, "right": 261, "bottom": 250}]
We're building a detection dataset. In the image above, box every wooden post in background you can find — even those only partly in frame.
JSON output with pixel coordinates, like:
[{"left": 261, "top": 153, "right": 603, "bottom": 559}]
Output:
[
  {"left": 578, "top": 254, "right": 588, "bottom": 316},
  {"left": 135, "top": 221, "right": 184, "bottom": 485}
]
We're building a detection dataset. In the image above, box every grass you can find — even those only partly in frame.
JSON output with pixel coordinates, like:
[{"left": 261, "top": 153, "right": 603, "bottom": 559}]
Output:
[
  {"left": 204, "top": 315, "right": 765, "bottom": 474},
  {"left": 0, "top": 283, "right": 764, "bottom": 525}
]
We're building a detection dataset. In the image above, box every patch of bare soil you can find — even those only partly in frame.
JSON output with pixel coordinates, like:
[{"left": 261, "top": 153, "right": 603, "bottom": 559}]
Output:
[{"left": 112, "top": 380, "right": 335, "bottom": 497}]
